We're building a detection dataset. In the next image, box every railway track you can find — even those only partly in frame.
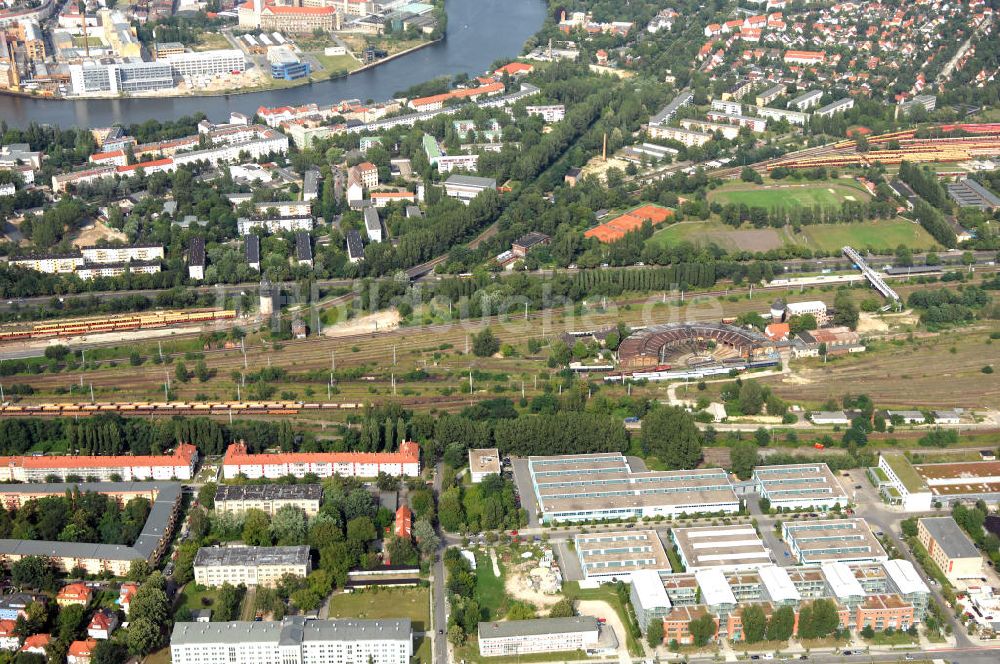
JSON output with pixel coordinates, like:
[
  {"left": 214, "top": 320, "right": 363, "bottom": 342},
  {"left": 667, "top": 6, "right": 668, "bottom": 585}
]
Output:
[{"left": 0, "top": 309, "right": 237, "bottom": 342}]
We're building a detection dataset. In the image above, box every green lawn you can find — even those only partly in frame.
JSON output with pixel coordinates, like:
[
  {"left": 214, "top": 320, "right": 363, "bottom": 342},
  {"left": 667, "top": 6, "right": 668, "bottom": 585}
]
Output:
[
  {"left": 866, "top": 630, "right": 918, "bottom": 645},
  {"left": 312, "top": 53, "right": 361, "bottom": 77},
  {"left": 708, "top": 179, "right": 870, "bottom": 209},
  {"left": 177, "top": 584, "right": 219, "bottom": 615},
  {"left": 474, "top": 551, "right": 508, "bottom": 619},
  {"left": 796, "top": 218, "right": 936, "bottom": 252},
  {"left": 326, "top": 587, "right": 430, "bottom": 631}
]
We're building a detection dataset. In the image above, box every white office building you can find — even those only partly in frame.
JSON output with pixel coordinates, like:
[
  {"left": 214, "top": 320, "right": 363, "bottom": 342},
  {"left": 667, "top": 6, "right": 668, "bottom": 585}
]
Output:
[
  {"left": 161, "top": 49, "right": 246, "bottom": 78},
  {"left": 753, "top": 463, "right": 848, "bottom": 510},
  {"left": 171, "top": 617, "right": 413, "bottom": 664},
  {"left": 478, "top": 617, "right": 599, "bottom": 657}
]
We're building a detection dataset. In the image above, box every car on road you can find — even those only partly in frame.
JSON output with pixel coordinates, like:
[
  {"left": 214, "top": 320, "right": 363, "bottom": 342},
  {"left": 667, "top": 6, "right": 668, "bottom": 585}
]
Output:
[
  {"left": 905, "top": 655, "right": 914, "bottom": 661},
  {"left": 438, "top": 629, "right": 444, "bottom": 635},
  {"left": 750, "top": 656, "right": 760, "bottom": 660},
  {"left": 761, "top": 655, "right": 774, "bottom": 660},
  {"left": 798, "top": 657, "right": 808, "bottom": 660},
  {"left": 783, "top": 551, "right": 789, "bottom": 557},
  {"left": 854, "top": 484, "right": 862, "bottom": 489},
  {"left": 842, "top": 651, "right": 852, "bottom": 656}
]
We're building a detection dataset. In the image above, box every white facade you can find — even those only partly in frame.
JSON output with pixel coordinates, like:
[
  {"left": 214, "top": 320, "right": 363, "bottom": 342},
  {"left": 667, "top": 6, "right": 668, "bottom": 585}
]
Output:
[
  {"left": 478, "top": 617, "right": 599, "bottom": 657},
  {"left": 435, "top": 153, "right": 480, "bottom": 173},
  {"left": 222, "top": 442, "right": 421, "bottom": 479},
  {"left": 193, "top": 546, "right": 311, "bottom": 587},
  {"left": 80, "top": 245, "right": 164, "bottom": 264},
  {"left": 753, "top": 463, "right": 847, "bottom": 510},
  {"left": 647, "top": 125, "right": 712, "bottom": 146},
  {"left": 237, "top": 216, "right": 314, "bottom": 235},
  {"left": 161, "top": 50, "right": 246, "bottom": 77},
  {"left": 877, "top": 454, "right": 932, "bottom": 511},
  {"left": 525, "top": 104, "right": 566, "bottom": 122},
  {"left": 755, "top": 106, "right": 809, "bottom": 125},
  {"left": 790, "top": 90, "right": 823, "bottom": 111},
  {"left": 364, "top": 207, "right": 383, "bottom": 243},
  {"left": 171, "top": 618, "right": 412, "bottom": 664}
]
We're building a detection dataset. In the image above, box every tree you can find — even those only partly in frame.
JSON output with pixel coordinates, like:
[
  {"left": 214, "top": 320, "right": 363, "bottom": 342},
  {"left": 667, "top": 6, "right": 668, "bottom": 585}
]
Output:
[
  {"left": 689, "top": 613, "right": 717, "bottom": 647},
  {"left": 11, "top": 556, "right": 57, "bottom": 591},
  {"left": 195, "top": 360, "right": 211, "bottom": 383},
  {"left": 448, "top": 624, "right": 466, "bottom": 647},
  {"left": 741, "top": 605, "right": 767, "bottom": 644},
  {"left": 730, "top": 441, "right": 759, "bottom": 480},
  {"left": 271, "top": 505, "right": 307, "bottom": 546},
  {"left": 860, "top": 624, "right": 875, "bottom": 639},
  {"left": 242, "top": 509, "right": 273, "bottom": 546},
  {"left": 472, "top": 328, "right": 501, "bottom": 357},
  {"left": 127, "top": 559, "right": 151, "bottom": 582},
  {"left": 92, "top": 640, "right": 128, "bottom": 664},
  {"left": 413, "top": 519, "right": 440, "bottom": 559},
  {"left": 766, "top": 605, "right": 796, "bottom": 642},
  {"left": 549, "top": 598, "right": 575, "bottom": 618},
  {"left": 346, "top": 516, "right": 376, "bottom": 544},
  {"left": 647, "top": 619, "right": 665, "bottom": 647},
  {"left": 175, "top": 361, "right": 190, "bottom": 383},
  {"left": 833, "top": 292, "right": 859, "bottom": 329},
  {"left": 57, "top": 604, "right": 87, "bottom": 643},
  {"left": 129, "top": 582, "right": 170, "bottom": 626},
  {"left": 506, "top": 601, "right": 536, "bottom": 620},
  {"left": 641, "top": 407, "right": 702, "bottom": 469},
  {"left": 198, "top": 482, "right": 218, "bottom": 510},
  {"left": 125, "top": 617, "right": 162, "bottom": 656}
]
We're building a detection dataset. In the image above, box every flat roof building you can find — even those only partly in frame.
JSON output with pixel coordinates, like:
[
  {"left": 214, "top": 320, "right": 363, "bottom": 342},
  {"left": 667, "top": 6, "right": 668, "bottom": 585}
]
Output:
[
  {"left": 782, "top": 519, "right": 887, "bottom": 565},
  {"left": 670, "top": 525, "right": 772, "bottom": 572},
  {"left": 477, "top": 616, "right": 599, "bottom": 657},
  {"left": 917, "top": 517, "right": 982, "bottom": 583},
  {"left": 753, "top": 463, "right": 848, "bottom": 511},
  {"left": 469, "top": 448, "right": 501, "bottom": 483},
  {"left": 193, "top": 545, "right": 311, "bottom": 587},
  {"left": 214, "top": 484, "right": 323, "bottom": 517},
  {"left": 574, "top": 530, "right": 672, "bottom": 581},
  {"left": 171, "top": 617, "right": 412, "bottom": 664},
  {"left": 527, "top": 453, "right": 739, "bottom": 523},
  {"left": 629, "top": 570, "right": 672, "bottom": 631}
]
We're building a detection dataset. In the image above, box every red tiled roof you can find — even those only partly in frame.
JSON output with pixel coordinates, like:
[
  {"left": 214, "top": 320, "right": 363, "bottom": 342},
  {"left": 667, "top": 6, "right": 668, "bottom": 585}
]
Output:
[
  {"left": 68, "top": 639, "right": 97, "bottom": 658},
  {"left": 16, "top": 444, "right": 196, "bottom": 470},
  {"left": 116, "top": 158, "right": 173, "bottom": 174},
  {"left": 21, "top": 634, "right": 51, "bottom": 651},
  {"left": 395, "top": 504, "right": 412, "bottom": 538},
  {"left": 58, "top": 583, "right": 92, "bottom": 601},
  {"left": 0, "top": 620, "right": 16, "bottom": 637},
  {"left": 224, "top": 441, "right": 420, "bottom": 467},
  {"left": 494, "top": 62, "right": 533, "bottom": 76}
]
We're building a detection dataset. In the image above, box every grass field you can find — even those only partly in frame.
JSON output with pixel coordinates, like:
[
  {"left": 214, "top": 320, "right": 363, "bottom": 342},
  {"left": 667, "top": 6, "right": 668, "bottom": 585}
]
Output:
[
  {"left": 708, "top": 179, "right": 871, "bottom": 209},
  {"left": 474, "top": 551, "right": 507, "bottom": 619},
  {"left": 794, "top": 219, "right": 936, "bottom": 252},
  {"left": 312, "top": 53, "right": 361, "bottom": 78},
  {"left": 325, "top": 587, "right": 430, "bottom": 631}
]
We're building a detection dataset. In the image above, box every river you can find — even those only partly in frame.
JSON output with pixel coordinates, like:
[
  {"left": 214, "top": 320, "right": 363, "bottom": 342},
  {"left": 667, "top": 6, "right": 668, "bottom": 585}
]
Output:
[{"left": 0, "top": 0, "right": 547, "bottom": 128}]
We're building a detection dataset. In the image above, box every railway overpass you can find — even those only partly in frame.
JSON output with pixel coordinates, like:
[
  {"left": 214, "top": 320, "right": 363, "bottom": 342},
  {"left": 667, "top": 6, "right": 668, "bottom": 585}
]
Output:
[{"left": 843, "top": 245, "right": 900, "bottom": 301}]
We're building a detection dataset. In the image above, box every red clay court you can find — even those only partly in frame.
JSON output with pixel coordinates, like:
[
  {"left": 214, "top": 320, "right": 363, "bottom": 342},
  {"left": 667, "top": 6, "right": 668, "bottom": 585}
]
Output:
[{"left": 584, "top": 204, "right": 673, "bottom": 243}]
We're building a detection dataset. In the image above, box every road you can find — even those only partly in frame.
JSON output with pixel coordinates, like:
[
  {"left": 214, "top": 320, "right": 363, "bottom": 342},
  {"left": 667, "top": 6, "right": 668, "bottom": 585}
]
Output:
[{"left": 432, "top": 462, "right": 448, "bottom": 664}]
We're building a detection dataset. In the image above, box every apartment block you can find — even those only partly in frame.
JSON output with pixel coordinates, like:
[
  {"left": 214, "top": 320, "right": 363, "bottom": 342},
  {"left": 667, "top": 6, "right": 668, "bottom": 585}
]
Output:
[
  {"left": 193, "top": 546, "right": 311, "bottom": 587},
  {"left": 214, "top": 484, "right": 323, "bottom": 517}
]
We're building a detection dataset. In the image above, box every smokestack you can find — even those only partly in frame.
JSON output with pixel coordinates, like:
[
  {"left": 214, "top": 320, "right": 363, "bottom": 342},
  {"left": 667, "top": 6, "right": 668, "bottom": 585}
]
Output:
[
  {"left": 602, "top": 132, "right": 607, "bottom": 161},
  {"left": 80, "top": 1, "right": 90, "bottom": 59}
]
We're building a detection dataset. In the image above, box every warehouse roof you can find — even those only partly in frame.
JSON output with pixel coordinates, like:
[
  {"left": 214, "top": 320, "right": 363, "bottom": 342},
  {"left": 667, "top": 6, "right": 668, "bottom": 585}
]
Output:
[{"left": 918, "top": 517, "right": 980, "bottom": 559}]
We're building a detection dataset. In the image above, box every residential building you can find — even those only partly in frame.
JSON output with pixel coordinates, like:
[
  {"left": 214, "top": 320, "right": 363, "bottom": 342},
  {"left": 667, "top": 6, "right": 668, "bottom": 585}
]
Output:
[
  {"left": 237, "top": 215, "right": 314, "bottom": 236},
  {"left": 187, "top": 237, "right": 205, "bottom": 280},
  {"left": 222, "top": 441, "right": 421, "bottom": 479},
  {"left": 0, "top": 445, "right": 198, "bottom": 482},
  {"left": 755, "top": 83, "right": 786, "bottom": 107},
  {"left": 370, "top": 192, "right": 417, "bottom": 208},
  {"left": 784, "top": 50, "right": 825, "bottom": 65},
  {"left": 214, "top": 484, "right": 324, "bottom": 517},
  {"left": 917, "top": 517, "right": 983, "bottom": 583},
  {"left": 815, "top": 98, "right": 855, "bottom": 118},
  {"left": 171, "top": 617, "right": 412, "bottom": 664},
  {"left": 118, "top": 584, "right": 137, "bottom": 616},
  {"left": 755, "top": 106, "right": 809, "bottom": 125},
  {"left": 193, "top": 546, "right": 311, "bottom": 587},
  {"left": 395, "top": 505, "right": 412, "bottom": 540},
  {"left": 20, "top": 634, "right": 50, "bottom": 655},
  {"left": 629, "top": 569, "right": 673, "bottom": 631},
  {"left": 67, "top": 638, "right": 97, "bottom": 664},
  {"left": 0, "top": 482, "right": 183, "bottom": 575},
  {"left": 364, "top": 207, "right": 383, "bottom": 243},
  {"left": 443, "top": 174, "right": 496, "bottom": 204},
  {"left": 469, "top": 448, "right": 501, "bottom": 482},
  {"left": 527, "top": 453, "right": 739, "bottom": 523},
  {"left": 87, "top": 610, "right": 119, "bottom": 640},
  {"left": 648, "top": 125, "right": 712, "bottom": 146},
  {"left": 346, "top": 229, "right": 365, "bottom": 263},
  {"left": 295, "top": 232, "right": 313, "bottom": 267},
  {"left": 0, "top": 593, "right": 45, "bottom": 621},
  {"left": 57, "top": 583, "right": 92, "bottom": 608},
  {"left": 525, "top": 105, "right": 566, "bottom": 122},
  {"left": 303, "top": 169, "right": 320, "bottom": 201},
  {"left": 670, "top": 525, "right": 772, "bottom": 572},
  {"left": 783, "top": 519, "right": 887, "bottom": 565},
  {"left": 477, "top": 616, "right": 599, "bottom": 657},
  {"left": 789, "top": 90, "right": 823, "bottom": 111},
  {"left": 649, "top": 89, "right": 693, "bottom": 125},
  {"left": 753, "top": 463, "right": 848, "bottom": 510},
  {"left": 0, "top": 619, "right": 17, "bottom": 651},
  {"left": 353, "top": 161, "right": 379, "bottom": 189},
  {"left": 575, "top": 530, "right": 672, "bottom": 581},
  {"left": 245, "top": 235, "right": 261, "bottom": 271}
]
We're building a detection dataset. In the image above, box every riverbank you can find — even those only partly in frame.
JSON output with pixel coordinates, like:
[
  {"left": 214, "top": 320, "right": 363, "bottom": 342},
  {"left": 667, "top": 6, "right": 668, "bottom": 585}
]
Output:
[
  {"left": 0, "top": 39, "right": 441, "bottom": 102},
  {"left": 0, "top": 0, "right": 546, "bottom": 126}
]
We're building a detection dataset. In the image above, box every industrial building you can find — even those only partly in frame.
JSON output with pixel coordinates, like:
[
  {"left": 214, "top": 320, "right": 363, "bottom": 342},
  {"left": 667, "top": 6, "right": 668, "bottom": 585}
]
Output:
[
  {"left": 193, "top": 546, "right": 311, "bottom": 587},
  {"left": 670, "top": 525, "right": 772, "bottom": 572},
  {"left": 917, "top": 517, "right": 983, "bottom": 583},
  {"left": 171, "top": 617, "right": 412, "bottom": 664},
  {"left": 574, "top": 530, "right": 672, "bottom": 581},
  {"left": 876, "top": 453, "right": 1000, "bottom": 509},
  {"left": 753, "top": 463, "right": 849, "bottom": 510},
  {"left": 468, "top": 448, "right": 501, "bottom": 483},
  {"left": 527, "top": 453, "right": 739, "bottom": 523},
  {"left": 946, "top": 178, "right": 1000, "bottom": 210},
  {"left": 782, "top": 519, "right": 888, "bottom": 565},
  {"left": 214, "top": 484, "right": 324, "bottom": 517},
  {"left": 477, "top": 617, "right": 600, "bottom": 657}
]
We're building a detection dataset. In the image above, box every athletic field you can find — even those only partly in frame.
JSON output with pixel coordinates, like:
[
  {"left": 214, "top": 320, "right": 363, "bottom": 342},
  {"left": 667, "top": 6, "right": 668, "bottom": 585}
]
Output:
[{"left": 708, "top": 180, "right": 871, "bottom": 209}]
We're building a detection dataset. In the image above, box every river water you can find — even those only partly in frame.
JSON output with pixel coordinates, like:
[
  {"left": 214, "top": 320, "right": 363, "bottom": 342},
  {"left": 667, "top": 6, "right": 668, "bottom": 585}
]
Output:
[{"left": 0, "top": 0, "right": 546, "bottom": 128}]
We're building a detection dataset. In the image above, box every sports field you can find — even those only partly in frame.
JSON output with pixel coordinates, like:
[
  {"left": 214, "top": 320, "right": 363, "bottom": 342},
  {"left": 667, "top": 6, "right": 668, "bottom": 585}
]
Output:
[
  {"left": 708, "top": 179, "right": 871, "bottom": 209},
  {"left": 794, "top": 219, "right": 936, "bottom": 252},
  {"left": 647, "top": 217, "right": 936, "bottom": 253}
]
